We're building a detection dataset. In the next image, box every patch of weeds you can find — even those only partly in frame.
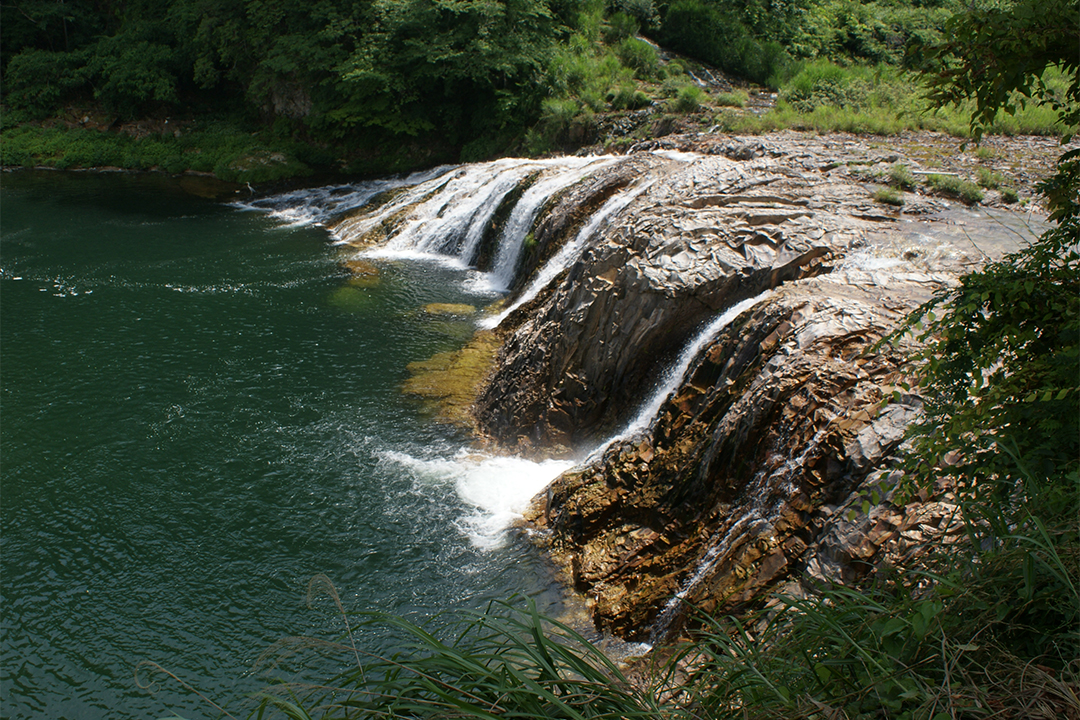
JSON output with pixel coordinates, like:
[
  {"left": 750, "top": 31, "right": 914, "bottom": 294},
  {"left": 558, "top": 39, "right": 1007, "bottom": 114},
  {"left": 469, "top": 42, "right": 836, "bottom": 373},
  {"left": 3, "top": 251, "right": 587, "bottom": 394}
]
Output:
[
  {"left": 873, "top": 187, "right": 905, "bottom": 206},
  {"left": 975, "top": 146, "right": 997, "bottom": 160},
  {"left": 1001, "top": 187, "right": 1020, "bottom": 203},
  {"left": 926, "top": 173, "right": 984, "bottom": 204},
  {"left": 889, "top": 163, "right": 917, "bottom": 189},
  {"left": 672, "top": 84, "right": 707, "bottom": 113},
  {"left": 714, "top": 91, "right": 748, "bottom": 108},
  {"left": 977, "top": 166, "right": 1005, "bottom": 189}
]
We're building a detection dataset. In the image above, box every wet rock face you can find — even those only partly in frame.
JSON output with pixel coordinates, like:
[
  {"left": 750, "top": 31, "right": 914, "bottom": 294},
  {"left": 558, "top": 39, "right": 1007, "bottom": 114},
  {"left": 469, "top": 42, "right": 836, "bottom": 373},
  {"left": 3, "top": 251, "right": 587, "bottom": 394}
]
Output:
[
  {"left": 525, "top": 278, "right": 934, "bottom": 638},
  {"left": 469, "top": 133, "right": 1044, "bottom": 639},
  {"left": 473, "top": 150, "right": 890, "bottom": 452}
]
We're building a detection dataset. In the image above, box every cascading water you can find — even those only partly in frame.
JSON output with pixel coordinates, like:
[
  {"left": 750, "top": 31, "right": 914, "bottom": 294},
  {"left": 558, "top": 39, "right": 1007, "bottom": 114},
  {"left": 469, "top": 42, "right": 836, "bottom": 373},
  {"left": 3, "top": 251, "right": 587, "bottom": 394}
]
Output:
[
  {"left": 306, "top": 156, "right": 621, "bottom": 289},
  {"left": 236, "top": 157, "right": 782, "bottom": 652},
  {"left": 583, "top": 291, "right": 775, "bottom": 465},
  {"left": 481, "top": 156, "right": 620, "bottom": 292},
  {"left": 232, "top": 164, "right": 454, "bottom": 226},
  {"left": 234, "top": 156, "right": 634, "bottom": 547},
  {"left": 478, "top": 179, "right": 654, "bottom": 330}
]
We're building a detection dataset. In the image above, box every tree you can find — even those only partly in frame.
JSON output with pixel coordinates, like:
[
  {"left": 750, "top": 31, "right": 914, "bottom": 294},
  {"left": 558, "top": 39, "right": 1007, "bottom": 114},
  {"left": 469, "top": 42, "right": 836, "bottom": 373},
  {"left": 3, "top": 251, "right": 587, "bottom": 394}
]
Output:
[
  {"left": 919, "top": 0, "right": 1079, "bottom": 144},
  {"left": 904, "top": 0, "right": 1079, "bottom": 499}
]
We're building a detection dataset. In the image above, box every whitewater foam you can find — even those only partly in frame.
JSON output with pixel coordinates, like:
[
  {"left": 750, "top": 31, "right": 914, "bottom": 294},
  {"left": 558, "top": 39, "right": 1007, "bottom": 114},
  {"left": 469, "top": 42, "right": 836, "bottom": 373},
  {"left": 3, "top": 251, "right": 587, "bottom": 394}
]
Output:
[
  {"left": 379, "top": 449, "right": 574, "bottom": 550},
  {"left": 479, "top": 179, "right": 653, "bottom": 330}
]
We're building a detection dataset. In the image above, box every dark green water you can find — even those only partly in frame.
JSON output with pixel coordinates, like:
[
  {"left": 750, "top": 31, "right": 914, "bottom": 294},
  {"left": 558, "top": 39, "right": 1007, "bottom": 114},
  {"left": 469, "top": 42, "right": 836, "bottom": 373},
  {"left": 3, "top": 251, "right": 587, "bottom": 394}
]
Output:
[{"left": 0, "top": 171, "right": 568, "bottom": 719}]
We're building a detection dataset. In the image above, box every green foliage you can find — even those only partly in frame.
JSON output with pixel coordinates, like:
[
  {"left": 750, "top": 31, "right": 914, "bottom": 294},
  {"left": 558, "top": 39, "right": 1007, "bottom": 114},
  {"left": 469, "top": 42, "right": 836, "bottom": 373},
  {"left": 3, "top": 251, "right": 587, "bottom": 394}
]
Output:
[
  {"left": 0, "top": 122, "right": 313, "bottom": 183},
  {"left": 616, "top": 37, "right": 660, "bottom": 79},
  {"left": 3, "top": 49, "right": 90, "bottom": 118},
  {"left": 897, "top": 195, "right": 1079, "bottom": 499},
  {"left": 603, "top": 11, "right": 640, "bottom": 44},
  {"left": 672, "top": 84, "right": 706, "bottom": 112},
  {"left": 889, "top": 163, "right": 917, "bottom": 189},
  {"left": 924, "top": 173, "right": 984, "bottom": 203},
  {"left": 255, "top": 595, "right": 668, "bottom": 719},
  {"left": 83, "top": 36, "right": 182, "bottom": 118},
  {"left": 976, "top": 166, "right": 1004, "bottom": 189},
  {"left": 917, "top": 0, "right": 1080, "bottom": 142},
  {"left": 782, "top": 60, "right": 905, "bottom": 114},
  {"left": 657, "top": 0, "right": 793, "bottom": 87},
  {"left": 714, "top": 90, "right": 747, "bottom": 108},
  {"left": 790, "top": 0, "right": 956, "bottom": 65},
  {"left": 873, "top": 187, "right": 904, "bottom": 206}
]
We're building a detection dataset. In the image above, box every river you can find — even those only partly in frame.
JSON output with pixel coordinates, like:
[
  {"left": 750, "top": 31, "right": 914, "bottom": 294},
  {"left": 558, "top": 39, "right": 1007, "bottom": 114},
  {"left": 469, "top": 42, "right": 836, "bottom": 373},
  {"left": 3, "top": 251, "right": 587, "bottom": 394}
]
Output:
[{"left": 0, "top": 171, "right": 573, "bottom": 719}]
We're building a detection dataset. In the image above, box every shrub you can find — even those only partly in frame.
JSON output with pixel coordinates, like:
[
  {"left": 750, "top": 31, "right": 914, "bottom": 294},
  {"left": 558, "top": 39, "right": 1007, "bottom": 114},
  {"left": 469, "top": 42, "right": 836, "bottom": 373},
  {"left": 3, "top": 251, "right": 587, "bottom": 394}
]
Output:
[
  {"left": 603, "top": 11, "right": 639, "bottom": 44},
  {"left": 673, "top": 84, "right": 707, "bottom": 112},
  {"left": 4, "top": 49, "right": 90, "bottom": 117},
  {"left": 977, "top": 165, "right": 1004, "bottom": 189},
  {"left": 608, "top": 84, "right": 652, "bottom": 110},
  {"left": 616, "top": 37, "right": 660, "bottom": 79},
  {"left": 714, "top": 90, "right": 748, "bottom": 108},
  {"left": 889, "top": 163, "right": 917, "bottom": 189}
]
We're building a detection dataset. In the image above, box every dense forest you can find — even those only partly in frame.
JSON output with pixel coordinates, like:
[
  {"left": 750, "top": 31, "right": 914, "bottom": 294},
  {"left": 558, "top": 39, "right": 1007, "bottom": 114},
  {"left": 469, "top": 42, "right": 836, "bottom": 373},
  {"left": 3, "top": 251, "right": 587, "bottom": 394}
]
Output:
[{"left": 2, "top": 0, "right": 1070, "bottom": 179}]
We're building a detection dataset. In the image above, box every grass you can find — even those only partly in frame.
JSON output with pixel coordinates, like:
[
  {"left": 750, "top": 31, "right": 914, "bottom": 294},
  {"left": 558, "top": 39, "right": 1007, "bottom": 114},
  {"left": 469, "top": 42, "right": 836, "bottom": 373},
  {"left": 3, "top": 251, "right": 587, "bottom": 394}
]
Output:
[
  {"left": 254, "top": 592, "right": 669, "bottom": 720},
  {"left": 672, "top": 85, "right": 707, "bottom": 113},
  {"left": 234, "top": 512, "right": 1078, "bottom": 719},
  {"left": 0, "top": 120, "right": 315, "bottom": 183},
  {"left": 873, "top": 187, "right": 905, "bottom": 206},
  {"left": 889, "top": 163, "right": 917, "bottom": 190},
  {"left": 926, "top": 173, "right": 984, "bottom": 204},
  {"left": 714, "top": 91, "right": 748, "bottom": 108},
  {"left": 977, "top": 166, "right": 1005, "bottom": 189},
  {"left": 4, "top": 50, "right": 1068, "bottom": 180}
]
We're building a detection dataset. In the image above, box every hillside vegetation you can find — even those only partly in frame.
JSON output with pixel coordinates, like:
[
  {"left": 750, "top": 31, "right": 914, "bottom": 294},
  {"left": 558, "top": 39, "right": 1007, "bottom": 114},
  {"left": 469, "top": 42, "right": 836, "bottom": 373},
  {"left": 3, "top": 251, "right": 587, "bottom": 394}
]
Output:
[{"left": 1, "top": 0, "right": 1072, "bottom": 181}]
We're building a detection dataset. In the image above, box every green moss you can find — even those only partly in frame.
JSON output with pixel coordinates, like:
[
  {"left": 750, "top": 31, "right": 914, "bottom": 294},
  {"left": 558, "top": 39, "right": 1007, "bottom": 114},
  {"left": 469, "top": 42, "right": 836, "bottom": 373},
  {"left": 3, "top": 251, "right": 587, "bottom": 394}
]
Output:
[{"left": 926, "top": 173, "right": 984, "bottom": 204}]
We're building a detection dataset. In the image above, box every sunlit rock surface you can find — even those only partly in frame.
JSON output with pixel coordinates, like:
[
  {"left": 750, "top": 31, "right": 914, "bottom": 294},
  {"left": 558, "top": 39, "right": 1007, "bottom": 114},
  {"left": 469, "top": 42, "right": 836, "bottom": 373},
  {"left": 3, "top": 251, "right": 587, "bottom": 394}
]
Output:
[{"left": 287, "top": 131, "right": 1052, "bottom": 639}]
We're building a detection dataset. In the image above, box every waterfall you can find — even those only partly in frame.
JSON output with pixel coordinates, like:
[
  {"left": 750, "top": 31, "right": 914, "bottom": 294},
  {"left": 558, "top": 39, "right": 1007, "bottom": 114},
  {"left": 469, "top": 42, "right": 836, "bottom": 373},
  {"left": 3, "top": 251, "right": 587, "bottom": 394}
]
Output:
[
  {"left": 648, "top": 513, "right": 772, "bottom": 643},
  {"left": 230, "top": 165, "right": 454, "bottom": 226},
  {"left": 479, "top": 156, "right": 621, "bottom": 292},
  {"left": 478, "top": 179, "right": 653, "bottom": 330},
  {"left": 583, "top": 290, "right": 774, "bottom": 465}
]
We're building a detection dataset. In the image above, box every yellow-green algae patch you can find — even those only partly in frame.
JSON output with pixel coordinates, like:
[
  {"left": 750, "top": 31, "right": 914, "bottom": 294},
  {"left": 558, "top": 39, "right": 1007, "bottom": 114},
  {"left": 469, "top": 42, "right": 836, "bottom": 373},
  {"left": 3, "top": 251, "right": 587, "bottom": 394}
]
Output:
[
  {"left": 402, "top": 330, "right": 502, "bottom": 429},
  {"left": 327, "top": 286, "right": 373, "bottom": 312},
  {"left": 422, "top": 303, "right": 476, "bottom": 316},
  {"left": 343, "top": 259, "right": 381, "bottom": 287}
]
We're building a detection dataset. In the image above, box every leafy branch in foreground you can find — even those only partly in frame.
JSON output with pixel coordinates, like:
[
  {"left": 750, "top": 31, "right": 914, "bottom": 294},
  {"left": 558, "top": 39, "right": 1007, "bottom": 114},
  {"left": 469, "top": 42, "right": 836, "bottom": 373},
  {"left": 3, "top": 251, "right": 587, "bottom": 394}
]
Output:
[
  {"left": 917, "top": 0, "right": 1080, "bottom": 141},
  {"left": 892, "top": 180, "right": 1079, "bottom": 509}
]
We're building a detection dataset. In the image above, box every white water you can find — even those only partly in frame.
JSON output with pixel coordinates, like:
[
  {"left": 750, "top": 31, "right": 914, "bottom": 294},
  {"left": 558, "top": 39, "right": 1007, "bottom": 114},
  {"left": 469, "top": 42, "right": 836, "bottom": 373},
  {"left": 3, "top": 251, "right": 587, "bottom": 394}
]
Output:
[
  {"left": 479, "top": 156, "right": 621, "bottom": 292},
  {"left": 649, "top": 512, "right": 772, "bottom": 643},
  {"left": 379, "top": 449, "right": 574, "bottom": 550},
  {"left": 479, "top": 180, "right": 653, "bottom": 330},
  {"left": 239, "top": 159, "right": 774, "bottom": 564},
  {"left": 584, "top": 290, "right": 774, "bottom": 465},
  {"left": 230, "top": 165, "right": 454, "bottom": 226}
]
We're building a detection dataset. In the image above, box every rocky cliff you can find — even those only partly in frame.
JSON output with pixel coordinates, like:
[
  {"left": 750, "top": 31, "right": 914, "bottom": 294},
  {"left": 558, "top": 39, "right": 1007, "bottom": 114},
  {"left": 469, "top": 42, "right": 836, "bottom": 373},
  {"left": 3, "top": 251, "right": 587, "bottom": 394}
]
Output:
[
  {"left": 469, "top": 133, "right": 1047, "bottom": 639},
  {"left": 321, "top": 130, "right": 1052, "bottom": 641}
]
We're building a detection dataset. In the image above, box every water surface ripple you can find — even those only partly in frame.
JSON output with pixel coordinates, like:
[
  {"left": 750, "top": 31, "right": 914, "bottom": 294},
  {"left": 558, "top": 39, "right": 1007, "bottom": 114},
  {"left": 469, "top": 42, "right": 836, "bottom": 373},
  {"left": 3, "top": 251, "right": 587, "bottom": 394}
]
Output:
[{"left": 0, "top": 172, "right": 564, "bottom": 719}]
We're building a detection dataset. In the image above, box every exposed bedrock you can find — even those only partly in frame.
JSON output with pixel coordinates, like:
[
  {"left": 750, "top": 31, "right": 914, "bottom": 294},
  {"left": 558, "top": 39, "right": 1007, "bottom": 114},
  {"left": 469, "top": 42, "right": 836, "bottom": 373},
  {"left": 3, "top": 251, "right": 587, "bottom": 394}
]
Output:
[
  {"left": 311, "top": 130, "right": 1048, "bottom": 639},
  {"left": 525, "top": 273, "right": 936, "bottom": 639},
  {"left": 468, "top": 135, "right": 1044, "bottom": 639},
  {"left": 475, "top": 143, "right": 918, "bottom": 453}
]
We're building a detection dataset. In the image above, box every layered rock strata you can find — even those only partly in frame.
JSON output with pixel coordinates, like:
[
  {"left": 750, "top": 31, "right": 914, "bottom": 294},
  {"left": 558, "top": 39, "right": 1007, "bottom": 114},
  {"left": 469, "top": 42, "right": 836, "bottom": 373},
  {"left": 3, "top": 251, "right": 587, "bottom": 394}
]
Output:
[
  {"left": 467, "top": 136, "right": 1040, "bottom": 638},
  {"left": 323, "top": 131, "right": 1047, "bottom": 640}
]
